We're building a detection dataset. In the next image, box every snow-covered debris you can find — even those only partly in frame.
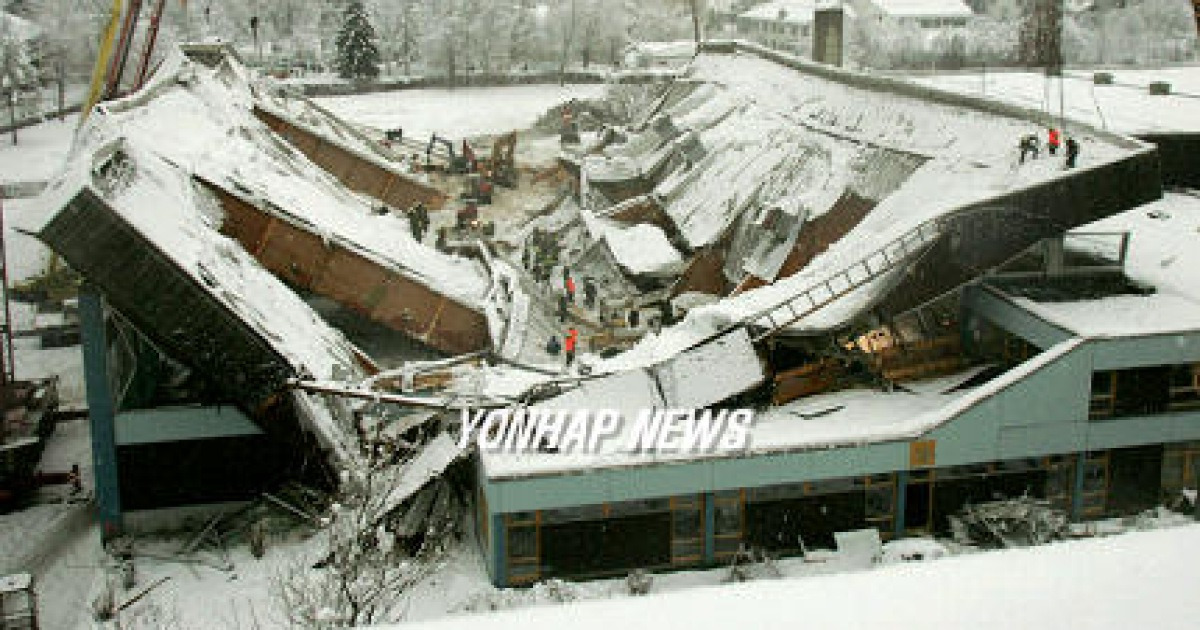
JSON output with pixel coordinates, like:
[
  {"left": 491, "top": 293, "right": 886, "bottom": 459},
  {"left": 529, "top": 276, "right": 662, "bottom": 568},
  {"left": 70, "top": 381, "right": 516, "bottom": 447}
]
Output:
[
  {"left": 77, "top": 48, "right": 489, "bottom": 308},
  {"left": 598, "top": 222, "right": 683, "bottom": 277}
]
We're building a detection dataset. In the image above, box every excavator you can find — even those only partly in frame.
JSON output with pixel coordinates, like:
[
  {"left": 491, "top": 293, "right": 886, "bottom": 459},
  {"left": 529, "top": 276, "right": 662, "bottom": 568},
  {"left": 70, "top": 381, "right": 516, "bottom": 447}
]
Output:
[{"left": 426, "top": 134, "right": 471, "bottom": 174}]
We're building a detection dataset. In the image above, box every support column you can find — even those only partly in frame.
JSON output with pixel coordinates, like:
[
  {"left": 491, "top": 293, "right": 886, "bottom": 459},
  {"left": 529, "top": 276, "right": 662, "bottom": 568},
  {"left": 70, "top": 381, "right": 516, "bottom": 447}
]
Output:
[
  {"left": 79, "top": 286, "right": 122, "bottom": 539},
  {"left": 703, "top": 492, "right": 716, "bottom": 565},
  {"left": 893, "top": 470, "right": 909, "bottom": 539}
]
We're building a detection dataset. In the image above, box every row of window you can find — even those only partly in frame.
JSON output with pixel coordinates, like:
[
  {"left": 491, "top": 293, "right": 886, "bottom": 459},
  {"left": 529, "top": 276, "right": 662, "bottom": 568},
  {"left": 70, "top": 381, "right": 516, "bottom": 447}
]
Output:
[{"left": 1090, "top": 364, "right": 1200, "bottom": 419}]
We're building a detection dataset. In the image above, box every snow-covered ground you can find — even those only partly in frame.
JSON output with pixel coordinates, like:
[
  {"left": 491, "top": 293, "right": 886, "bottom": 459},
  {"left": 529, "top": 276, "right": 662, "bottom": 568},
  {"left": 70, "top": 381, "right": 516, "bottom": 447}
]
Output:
[
  {"left": 314, "top": 84, "right": 606, "bottom": 142},
  {"left": 392, "top": 523, "right": 1200, "bottom": 630},
  {"left": 908, "top": 66, "right": 1200, "bottom": 135},
  {"left": 0, "top": 114, "right": 77, "bottom": 185}
]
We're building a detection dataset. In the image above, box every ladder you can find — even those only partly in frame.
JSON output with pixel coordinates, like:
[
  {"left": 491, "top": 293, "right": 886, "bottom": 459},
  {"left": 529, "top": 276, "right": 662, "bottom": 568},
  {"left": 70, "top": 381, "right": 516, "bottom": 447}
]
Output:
[{"left": 740, "top": 216, "right": 945, "bottom": 343}]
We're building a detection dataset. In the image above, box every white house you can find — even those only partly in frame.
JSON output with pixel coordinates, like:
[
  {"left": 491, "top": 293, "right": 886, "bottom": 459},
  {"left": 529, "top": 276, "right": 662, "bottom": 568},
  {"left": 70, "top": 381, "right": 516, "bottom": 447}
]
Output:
[
  {"left": 853, "top": 0, "right": 974, "bottom": 30},
  {"left": 736, "top": 0, "right": 821, "bottom": 56}
]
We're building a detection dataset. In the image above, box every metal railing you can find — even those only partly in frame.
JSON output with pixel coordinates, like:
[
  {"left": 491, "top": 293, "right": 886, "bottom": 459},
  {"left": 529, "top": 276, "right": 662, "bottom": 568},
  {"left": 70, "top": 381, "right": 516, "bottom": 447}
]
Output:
[{"left": 740, "top": 216, "right": 945, "bottom": 342}]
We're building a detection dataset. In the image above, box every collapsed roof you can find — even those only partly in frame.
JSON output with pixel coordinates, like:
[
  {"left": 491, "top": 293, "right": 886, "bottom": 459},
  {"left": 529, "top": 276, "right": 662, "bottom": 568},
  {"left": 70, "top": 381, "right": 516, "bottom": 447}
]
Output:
[{"left": 572, "top": 42, "right": 1158, "bottom": 372}]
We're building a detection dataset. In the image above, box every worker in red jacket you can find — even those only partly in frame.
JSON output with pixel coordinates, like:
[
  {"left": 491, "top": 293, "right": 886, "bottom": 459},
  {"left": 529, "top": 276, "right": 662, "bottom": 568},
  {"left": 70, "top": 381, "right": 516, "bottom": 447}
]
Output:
[
  {"left": 564, "top": 327, "right": 579, "bottom": 367},
  {"left": 1047, "top": 127, "right": 1061, "bottom": 156},
  {"left": 565, "top": 274, "right": 577, "bottom": 304}
]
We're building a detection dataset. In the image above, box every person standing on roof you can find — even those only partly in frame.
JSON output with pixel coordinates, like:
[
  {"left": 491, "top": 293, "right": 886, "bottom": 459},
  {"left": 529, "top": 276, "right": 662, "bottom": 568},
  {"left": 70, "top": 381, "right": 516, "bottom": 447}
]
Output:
[
  {"left": 565, "top": 273, "right": 577, "bottom": 305},
  {"left": 1065, "top": 136, "right": 1080, "bottom": 169},
  {"left": 1047, "top": 127, "right": 1061, "bottom": 156},
  {"left": 564, "top": 327, "right": 579, "bottom": 367}
]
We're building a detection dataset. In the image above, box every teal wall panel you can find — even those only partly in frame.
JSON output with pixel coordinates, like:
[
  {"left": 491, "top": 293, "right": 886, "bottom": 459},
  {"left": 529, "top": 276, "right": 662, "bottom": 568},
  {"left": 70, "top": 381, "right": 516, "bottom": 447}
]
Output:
[
  {"left": 1091, "top": 333, "right": 1200, "bottom": 371},
  {"left": 480, "top": 335, "right": 1200, "bottom": 516},
  {"left": 964, "top": 284, "right": 1074, "bottom": 349}
]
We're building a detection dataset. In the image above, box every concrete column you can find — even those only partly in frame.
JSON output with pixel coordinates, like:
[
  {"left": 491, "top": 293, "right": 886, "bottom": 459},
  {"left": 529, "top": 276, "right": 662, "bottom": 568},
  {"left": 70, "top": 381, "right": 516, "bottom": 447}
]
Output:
[
  {"left": 893, "top": 470, "right": 908, "bottom": 539},
  {"left": 491, "top": 514, "right": 506, "bottom": 587},
  {"left": 704, "top": 492, "right": 716, "bottom": 565},
  {"left": 79, "top": 286, "right": 122, "bottom": 539}
]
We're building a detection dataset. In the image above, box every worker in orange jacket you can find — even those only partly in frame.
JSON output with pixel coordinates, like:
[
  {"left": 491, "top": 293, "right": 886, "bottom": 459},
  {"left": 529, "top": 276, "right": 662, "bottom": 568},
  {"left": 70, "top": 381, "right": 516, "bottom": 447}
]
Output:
[
  {"left": 564, "top": 327, "right": 579, "bottom": 366},
  {"left": 565, "top": 274, "right": 577, "bottom": 304},
  {"left": 1047, "top": 127, "right": 1061, "bottom": 156}
]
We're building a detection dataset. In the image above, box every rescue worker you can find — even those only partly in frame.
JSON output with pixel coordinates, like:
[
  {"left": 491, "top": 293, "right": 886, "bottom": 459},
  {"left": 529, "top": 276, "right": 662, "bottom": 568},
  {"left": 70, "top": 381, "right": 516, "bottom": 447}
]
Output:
[
  {"left": 564, "top": 327, "right": 579, "bottom": 367},
  {"left": 414, "top": 202, "right": 429, "bottom": 241},
  {"left": 583, "top": 277, "right": 597, "bottom": 310},
  {"left": 1065, "top": 136, "right": 1080, "bottom": 169},
  {"left": 565, "top": 273, "right": 577, "bottom": 305},
  {"left": 407, "top": 206, "right": 422, "bottom": 241},
  {"left": 1018, "top": 134, "right": 1039, "bottom": 164},
  {"left": 545, "top": 334, "right": 561, "bottom": 356},
  {"left": 1047, "top": 127, "right": 1061, "bottom": 156}
]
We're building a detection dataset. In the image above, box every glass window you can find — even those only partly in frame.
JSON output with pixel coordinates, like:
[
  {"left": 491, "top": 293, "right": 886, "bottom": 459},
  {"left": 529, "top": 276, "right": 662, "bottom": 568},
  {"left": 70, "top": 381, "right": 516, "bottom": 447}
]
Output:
[
  {"left": 865, "top": 485, "right": 894, "bottom": 518},
  {"left": 714, "top": 503, "right": 741, "bottom": 534},
  {"left": 507, "top": 527, "right": 537, "bottom": 559}
]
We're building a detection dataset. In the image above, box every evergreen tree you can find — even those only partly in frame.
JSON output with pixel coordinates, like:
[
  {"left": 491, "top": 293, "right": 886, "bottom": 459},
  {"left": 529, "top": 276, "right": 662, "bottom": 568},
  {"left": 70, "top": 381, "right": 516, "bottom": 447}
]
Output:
[{"left": 336, "top": 1, "right": 381, "bottom": 80}]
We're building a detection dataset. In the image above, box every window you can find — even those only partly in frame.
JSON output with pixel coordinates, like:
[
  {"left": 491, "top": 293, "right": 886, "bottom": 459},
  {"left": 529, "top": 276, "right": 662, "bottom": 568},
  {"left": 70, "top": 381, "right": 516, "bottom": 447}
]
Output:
[
  {"left": 505, "top": 512, "right": 540, "bottom": 585},
  {"left": 671, "top": 496, "right": 704, "bottom": 565},
  {"left": 1090, "top": 371, "right": 1116, "bottom": 418},
  {"left": 712, "top": 490, "right": 744, "bottom": 560},
  {"left": 1169, "top": 364, "right": 1200, "bottom": 411}
]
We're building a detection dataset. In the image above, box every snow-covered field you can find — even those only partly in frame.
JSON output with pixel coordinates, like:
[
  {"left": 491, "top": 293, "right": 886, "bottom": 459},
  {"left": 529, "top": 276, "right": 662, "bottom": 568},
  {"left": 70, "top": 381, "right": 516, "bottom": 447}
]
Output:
[
  {"left": 0, "top": 114, "right": 77, "bottom": 185},
  {"left": 909, "top": 66, "right": 1200, "bottom": 134},
  {"left": 314, "top": 83, "right": 607, "bottom": 141}
]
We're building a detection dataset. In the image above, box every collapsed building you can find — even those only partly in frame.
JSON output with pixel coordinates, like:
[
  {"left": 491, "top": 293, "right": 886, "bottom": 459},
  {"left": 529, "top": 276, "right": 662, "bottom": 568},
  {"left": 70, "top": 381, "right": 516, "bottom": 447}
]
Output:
[
  {"left": 33, "top": 48, "right": 503, "bottom": 533},
  {"left": 35, "top": 39, "right": 1200, "bottom": 585},
  {"left": 468, "top": 43, "right": 1200, "bottom": 586}
]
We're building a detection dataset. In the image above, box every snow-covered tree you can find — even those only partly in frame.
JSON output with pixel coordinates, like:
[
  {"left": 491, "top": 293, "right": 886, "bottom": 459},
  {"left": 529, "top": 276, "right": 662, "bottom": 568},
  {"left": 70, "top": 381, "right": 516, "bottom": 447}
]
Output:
[
  {"left": 335, "top": 0, "right": 381, "bottom": 80},
  {"left": 1018, "top": 0, "right": 1064, "bottom": 69}
]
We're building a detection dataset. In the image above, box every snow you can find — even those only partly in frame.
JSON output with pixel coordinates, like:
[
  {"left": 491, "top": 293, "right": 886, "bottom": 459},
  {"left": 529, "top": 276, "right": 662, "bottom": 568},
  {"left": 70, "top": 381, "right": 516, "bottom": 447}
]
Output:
[
  {"left": 741, "top": 0, "right": 818, "bottom": 24},
  {"left": 486, "top": 341, "right": 1078, "bottom": 479},
  {"left": 0, "top": 115, "right": 77, "bottom": 185},
  {"left": 586, "top": 47, "right": 1141, "bottom": 374},
  {"left": 388, "top": 524, "right": 1200, "bottom": 630},
  {"left": 1009, "top": 193, "right": 1200, "bottom": 337},
  {"left": 866, "top": 0, "right": 974, "bottom": 18},
  {"left": 377, "top": 433, "right": 468, "bottom": 518},
  {"left": 599, "top": 222, "right": 683, "bottom": 276},
  {"left": 911, "top": 66, "right": 1200, "bottom": 135},
  {"left": 83, "top": 52, "right": 489, "bottom": 307},
  {"left": 31, "top": 50, "right": 372, "bottom": 467},
  {"left": 313, "top": 84, "right": 607, "bottom": 141}
]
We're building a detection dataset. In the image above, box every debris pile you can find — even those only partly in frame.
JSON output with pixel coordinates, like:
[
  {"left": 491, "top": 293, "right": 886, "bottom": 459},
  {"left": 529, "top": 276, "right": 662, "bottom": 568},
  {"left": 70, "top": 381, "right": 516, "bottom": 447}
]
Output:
[{"left": 949, "top": 497, "right": 1069, "bottom": 548}]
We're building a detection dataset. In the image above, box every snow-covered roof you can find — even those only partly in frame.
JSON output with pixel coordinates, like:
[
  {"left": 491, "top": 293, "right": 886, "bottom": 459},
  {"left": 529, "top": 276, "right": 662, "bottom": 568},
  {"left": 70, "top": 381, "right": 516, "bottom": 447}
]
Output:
[
  {"left": 583, "top": 46, "right": 1142, "bottom": 373},
  {"left": 1010, "top": 193, "right": 1200, "bottom": 337},
  {"left": 740, "top": 0, "right": 818, "bottom": 23},
  {"left": 379, "top": 525, "right": 1200, "bottom": 630},
  {"left": 866, "top": 0, "right": 974, "bottom": 18},
  {"left": 84, "top": 48, "right": 489, "bottom": 308}
]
